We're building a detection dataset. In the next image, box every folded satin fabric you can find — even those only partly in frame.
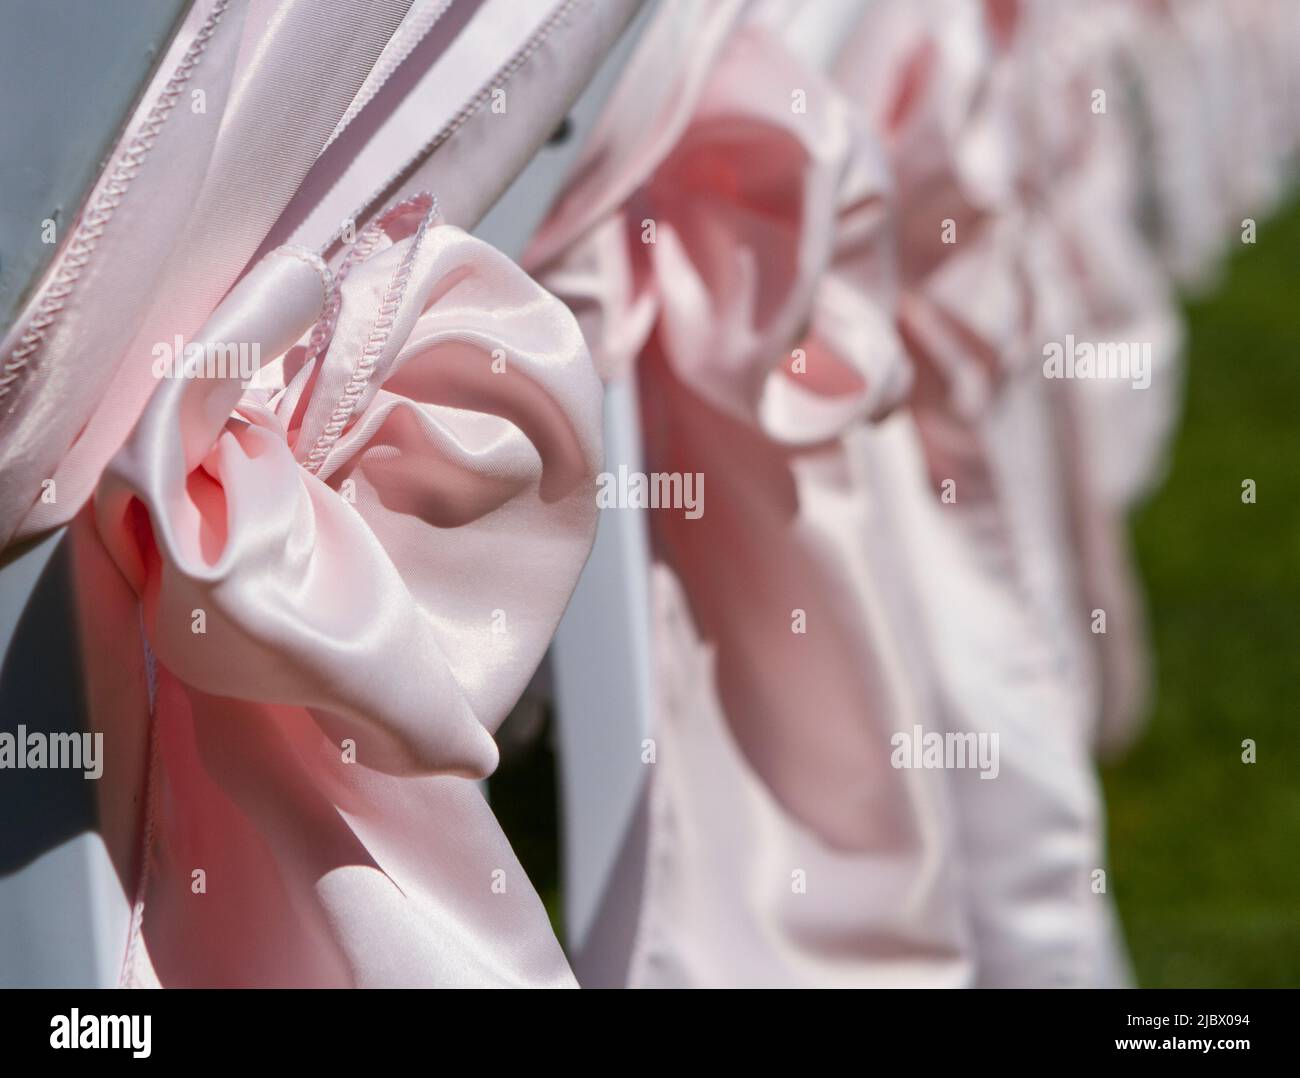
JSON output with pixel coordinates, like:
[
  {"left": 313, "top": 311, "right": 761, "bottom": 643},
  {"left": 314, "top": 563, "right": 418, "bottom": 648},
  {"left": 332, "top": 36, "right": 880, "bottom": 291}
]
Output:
[
  {"left": 530, "top": 0, "right": 973, "bottom": 987},
  {"left": 4, "top": 0, "right": 631, "bottom": 987},
  {"left": 85, "top": 194, "right": 601, "bottom": 986}
]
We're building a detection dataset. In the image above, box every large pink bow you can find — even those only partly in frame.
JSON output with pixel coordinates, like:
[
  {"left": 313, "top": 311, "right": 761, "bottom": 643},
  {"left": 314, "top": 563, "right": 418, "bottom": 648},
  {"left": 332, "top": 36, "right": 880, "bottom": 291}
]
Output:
[{"left": 88, "top": 194, "right": 601, "bottom": 986}]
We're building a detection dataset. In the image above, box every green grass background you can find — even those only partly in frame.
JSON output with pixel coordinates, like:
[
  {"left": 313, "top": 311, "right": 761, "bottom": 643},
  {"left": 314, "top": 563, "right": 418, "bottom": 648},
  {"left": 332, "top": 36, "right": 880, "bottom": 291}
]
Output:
[{"left": 1102, "top": 196, "right": 1300, "bottom": 987}]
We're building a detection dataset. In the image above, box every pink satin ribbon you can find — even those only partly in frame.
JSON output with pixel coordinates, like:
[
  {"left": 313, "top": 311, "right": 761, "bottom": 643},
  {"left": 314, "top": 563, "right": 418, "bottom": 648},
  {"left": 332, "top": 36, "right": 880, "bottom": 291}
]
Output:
[
  {"left": 531, "top": 11, "right": 976, "bottom": 987},
  {"left": 88, "top": 194, "right": 601, "bottom": 986}
]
